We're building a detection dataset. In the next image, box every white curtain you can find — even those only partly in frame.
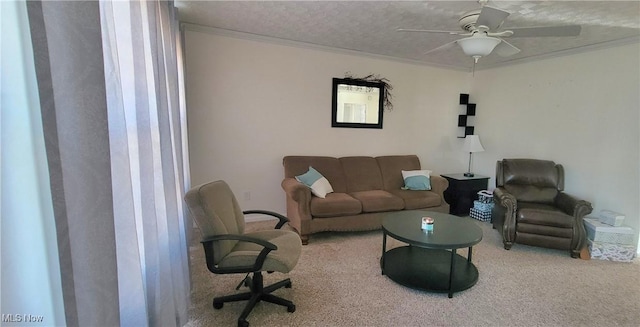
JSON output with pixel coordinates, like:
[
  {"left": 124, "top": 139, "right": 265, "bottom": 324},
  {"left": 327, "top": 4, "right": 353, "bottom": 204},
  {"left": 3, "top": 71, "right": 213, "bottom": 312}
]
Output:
[
  {"left": 5, "top": 0, "right": 191, "bottom": 326},
  {"left": 100, "top": 1, "right": 190, "bottom": 325}
]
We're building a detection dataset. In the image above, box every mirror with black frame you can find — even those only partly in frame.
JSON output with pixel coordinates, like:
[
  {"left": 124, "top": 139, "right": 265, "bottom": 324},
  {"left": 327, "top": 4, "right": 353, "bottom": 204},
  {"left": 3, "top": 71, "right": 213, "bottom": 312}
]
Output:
[{"left": 331, "top": 78, "right": 384, "bottom": 129}]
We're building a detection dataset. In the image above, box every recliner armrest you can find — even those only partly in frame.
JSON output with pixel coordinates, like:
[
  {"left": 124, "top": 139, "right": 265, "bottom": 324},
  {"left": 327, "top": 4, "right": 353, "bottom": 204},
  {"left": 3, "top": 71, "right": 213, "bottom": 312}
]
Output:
[
  {"left": 555, "top": 192, "right": 592, "bottom": 254},
  {"left": 494, "top": 187, "right": 517, "bottom": 211},
  {"left": 555, "top": 192, "right": 593, "bottom": 219},
  {"left": 493, "top": 187, "right": 518, "bottom": 247}
]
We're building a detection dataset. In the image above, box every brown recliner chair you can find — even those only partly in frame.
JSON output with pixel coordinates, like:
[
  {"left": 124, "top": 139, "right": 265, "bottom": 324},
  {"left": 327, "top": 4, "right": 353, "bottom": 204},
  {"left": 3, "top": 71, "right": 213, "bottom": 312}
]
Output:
[{"left": 492, "top": 159, "right": 593, "bottom": 258}]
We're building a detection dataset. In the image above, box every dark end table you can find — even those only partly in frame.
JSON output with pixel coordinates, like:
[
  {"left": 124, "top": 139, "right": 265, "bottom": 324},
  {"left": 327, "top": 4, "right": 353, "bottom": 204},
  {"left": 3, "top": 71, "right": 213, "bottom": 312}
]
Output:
[{"left": 441, "top": 173, "right": 489, "bottom": 216}]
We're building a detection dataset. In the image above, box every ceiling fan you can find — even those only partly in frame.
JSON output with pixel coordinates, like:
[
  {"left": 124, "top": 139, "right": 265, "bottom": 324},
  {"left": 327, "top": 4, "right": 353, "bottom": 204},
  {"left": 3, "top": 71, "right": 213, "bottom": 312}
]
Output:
[{"left": 398, "top": 0, "right": 582, "bottom": 63}]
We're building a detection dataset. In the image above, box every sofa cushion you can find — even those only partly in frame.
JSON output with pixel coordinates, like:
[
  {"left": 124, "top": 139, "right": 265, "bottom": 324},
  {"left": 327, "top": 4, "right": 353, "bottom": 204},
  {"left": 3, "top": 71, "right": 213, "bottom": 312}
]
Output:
[
  {"left": 295, "top": 166, "right": 334, "bottom": 198},
  {"left": 349, "top": 190, "right": 404, "bottom": 213},
  {"left": 376, "top": 155, "right": 422, "bottom": 191},
  {"left": 387, "top": 189, "right": 442, "bottom": 210},
  {"left": 339, "top": 156, "right": 384, "bottom": 192},
  {"left": 283, "top": 156, "right": 347, "bottom": 192},
  {"left": 310, "top": 193, "right": 362, "bottom": 217}
]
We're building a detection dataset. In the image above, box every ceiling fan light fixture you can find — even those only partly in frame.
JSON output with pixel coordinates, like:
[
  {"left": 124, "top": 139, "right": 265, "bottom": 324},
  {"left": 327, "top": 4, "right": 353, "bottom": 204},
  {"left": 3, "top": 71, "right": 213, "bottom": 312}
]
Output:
[{"left": 457, "top": 35, "right": 501, "bottom": 58}]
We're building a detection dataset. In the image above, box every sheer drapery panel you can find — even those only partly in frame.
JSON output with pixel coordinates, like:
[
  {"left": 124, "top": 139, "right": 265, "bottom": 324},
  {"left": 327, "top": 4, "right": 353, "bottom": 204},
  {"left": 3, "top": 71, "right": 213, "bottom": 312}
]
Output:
[{"left": 100, "top": 1, "right": 190, "bottom": 325}]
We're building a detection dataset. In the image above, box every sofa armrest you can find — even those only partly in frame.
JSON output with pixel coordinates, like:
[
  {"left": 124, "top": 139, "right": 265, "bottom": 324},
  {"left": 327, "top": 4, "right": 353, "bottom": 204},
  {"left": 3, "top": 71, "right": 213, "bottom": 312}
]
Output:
[
  {"left": 281, "top": 178, "right": 313, "bottom": 244},
  {"left": 493, "top": 187, "right": 518, "bottom": 248},
  {"left": 429, "top": 175, "right": 449, "bottom": 202},
  {"left": 282, "top": 178, "right": 310, "bottom": 203}
]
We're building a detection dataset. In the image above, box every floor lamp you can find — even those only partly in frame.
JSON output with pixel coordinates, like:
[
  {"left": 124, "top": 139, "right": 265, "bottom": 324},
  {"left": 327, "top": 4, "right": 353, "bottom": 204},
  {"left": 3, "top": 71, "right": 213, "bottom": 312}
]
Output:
[{"left": 463, "top": 135, "right": 485, "bottom": 177}]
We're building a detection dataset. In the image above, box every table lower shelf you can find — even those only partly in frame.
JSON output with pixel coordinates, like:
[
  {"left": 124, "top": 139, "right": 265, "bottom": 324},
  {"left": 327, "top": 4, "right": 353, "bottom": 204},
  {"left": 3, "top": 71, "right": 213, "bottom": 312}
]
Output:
[{"left": 381, "top": 246, "right": 478, "bottom": 296}]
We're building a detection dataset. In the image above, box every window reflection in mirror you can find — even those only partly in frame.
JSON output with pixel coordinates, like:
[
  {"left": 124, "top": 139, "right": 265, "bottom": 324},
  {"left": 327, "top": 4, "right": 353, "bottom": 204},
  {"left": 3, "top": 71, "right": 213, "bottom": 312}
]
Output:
[{"left": 332, "top": 78, "right": 384, "bottom": 129}]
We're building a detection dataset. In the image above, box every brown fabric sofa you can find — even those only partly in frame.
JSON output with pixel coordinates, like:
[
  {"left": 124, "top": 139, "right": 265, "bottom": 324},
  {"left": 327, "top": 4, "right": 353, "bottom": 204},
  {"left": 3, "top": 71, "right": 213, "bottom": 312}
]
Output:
[{"left": 282, "top": 155, "right": 449, "bottom": 244}]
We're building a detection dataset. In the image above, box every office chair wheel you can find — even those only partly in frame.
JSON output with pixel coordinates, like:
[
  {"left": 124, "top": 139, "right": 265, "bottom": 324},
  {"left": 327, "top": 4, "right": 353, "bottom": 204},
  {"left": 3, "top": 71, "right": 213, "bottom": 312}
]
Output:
[
  {"left": 285, "top": 280, "right": 292, "bottom": 288},
  {"left": 238, "top": 318, "right": 249, "bottom": 327},
  {"left": 287, "top": 304, "right": 296, "bottom": 313},
  {"left": 213, "top": 300, "right": 224, "bottom": 309}
]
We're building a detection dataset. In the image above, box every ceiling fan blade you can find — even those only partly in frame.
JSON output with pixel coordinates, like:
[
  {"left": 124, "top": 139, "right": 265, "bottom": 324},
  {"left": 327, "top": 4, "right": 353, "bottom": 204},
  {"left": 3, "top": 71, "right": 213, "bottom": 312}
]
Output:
[
  {"left": 494, "top": 39, "right": 520, "bottom": 57},
  {"left": 397, "top": 28, "right": 461, "bottom": 35},
  {"left": 424, "top": 40, "right": 458, "bottom": 55},
  {"left": 476, "top": 6, "right": 510, "bottom": 30},
  {"left": 508, "top": 25, "right": 582, "bottom": 37}
]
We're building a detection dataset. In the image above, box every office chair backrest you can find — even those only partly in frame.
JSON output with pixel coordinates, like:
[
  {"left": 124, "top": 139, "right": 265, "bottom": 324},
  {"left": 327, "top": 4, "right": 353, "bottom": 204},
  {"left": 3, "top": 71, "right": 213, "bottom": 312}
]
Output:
[{"left": 185, "top": 180, "right": 245, "bottom": 264}]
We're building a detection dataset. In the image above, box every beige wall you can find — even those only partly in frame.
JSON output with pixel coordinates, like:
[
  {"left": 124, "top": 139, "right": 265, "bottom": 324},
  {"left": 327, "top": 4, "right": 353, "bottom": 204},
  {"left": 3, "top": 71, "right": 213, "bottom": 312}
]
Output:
[
  {"left": 184, "top": 28, "right": 639, "bottom": 249},
  {"left": 184, "top": 29, "right": 469, "bottom": 212},
  {"left": 471, "top": 43, "right": 640, "bottom": 239}
]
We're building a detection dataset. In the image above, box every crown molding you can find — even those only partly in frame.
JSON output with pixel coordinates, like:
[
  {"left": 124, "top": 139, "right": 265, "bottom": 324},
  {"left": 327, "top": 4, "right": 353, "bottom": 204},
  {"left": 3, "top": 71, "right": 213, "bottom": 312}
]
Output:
[
  {"left": 182, "top": 23, "right": 639, "bottom": 74},
  {"left": 475, "top": 36, "right": 640, "bottom": 71},
  {"left": 181, "top": 23, "right": 470, "bottom": 72}
]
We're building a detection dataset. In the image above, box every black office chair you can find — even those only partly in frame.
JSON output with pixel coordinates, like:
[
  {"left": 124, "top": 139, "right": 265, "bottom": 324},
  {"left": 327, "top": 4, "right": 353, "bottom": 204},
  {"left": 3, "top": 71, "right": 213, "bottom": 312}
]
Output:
[{"left": 185, "top": 180, "right": 302, "bottom": 327}]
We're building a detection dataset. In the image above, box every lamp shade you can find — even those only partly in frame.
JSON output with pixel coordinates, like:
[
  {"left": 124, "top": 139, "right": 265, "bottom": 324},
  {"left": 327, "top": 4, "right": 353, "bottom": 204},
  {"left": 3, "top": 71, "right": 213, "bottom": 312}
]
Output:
[
  {"left": 457, "top": 35, "right": 501, "bottom": 57},
  {"left": 463, "top": 135, "right": 485, "bottom": 153}
]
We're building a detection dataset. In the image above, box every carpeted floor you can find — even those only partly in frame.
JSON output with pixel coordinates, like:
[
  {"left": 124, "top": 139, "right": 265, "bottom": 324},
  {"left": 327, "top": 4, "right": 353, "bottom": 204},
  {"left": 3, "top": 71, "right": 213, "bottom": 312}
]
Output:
[{"left": 185, "top": 218, "right": 640, "bottom": 327}]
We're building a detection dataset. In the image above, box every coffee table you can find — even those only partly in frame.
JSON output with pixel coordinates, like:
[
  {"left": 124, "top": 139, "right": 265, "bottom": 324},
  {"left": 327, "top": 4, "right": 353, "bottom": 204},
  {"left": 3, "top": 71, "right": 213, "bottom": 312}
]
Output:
[{"left": 381, "top": 210, "right": 483, "bottom": 298}]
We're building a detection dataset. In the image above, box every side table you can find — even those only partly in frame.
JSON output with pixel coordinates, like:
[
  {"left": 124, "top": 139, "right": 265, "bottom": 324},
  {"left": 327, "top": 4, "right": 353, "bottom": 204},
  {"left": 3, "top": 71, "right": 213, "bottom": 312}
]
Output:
[{"left": 441, "top": 173, "right": 489, "bottom": 216}]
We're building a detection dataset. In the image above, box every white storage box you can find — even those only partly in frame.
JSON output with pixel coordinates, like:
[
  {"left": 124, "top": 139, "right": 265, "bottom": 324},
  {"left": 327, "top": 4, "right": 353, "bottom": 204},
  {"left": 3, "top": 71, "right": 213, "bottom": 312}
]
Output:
[
  {"left": 583, "top": 218, "right": 635, "bottom": 245},
  {"left": 588, "top": 239, "right": 636, "bottom": 262},
  {"left": 598, "top": 209, "right": 625, "bottom": 227}
]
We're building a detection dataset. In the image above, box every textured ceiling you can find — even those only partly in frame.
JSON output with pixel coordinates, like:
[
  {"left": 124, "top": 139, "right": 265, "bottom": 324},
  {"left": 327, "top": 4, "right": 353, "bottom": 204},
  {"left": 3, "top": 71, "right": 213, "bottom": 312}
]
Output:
[{"left": 175, "top": 1, "right": 640, "bottom": 70}]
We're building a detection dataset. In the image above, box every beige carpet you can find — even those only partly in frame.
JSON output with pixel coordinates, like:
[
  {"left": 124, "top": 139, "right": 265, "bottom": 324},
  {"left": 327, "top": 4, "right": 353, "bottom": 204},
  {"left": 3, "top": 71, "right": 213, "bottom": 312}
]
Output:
[{"left": 185, "top": 219, "right": 640, "bottom": 327}]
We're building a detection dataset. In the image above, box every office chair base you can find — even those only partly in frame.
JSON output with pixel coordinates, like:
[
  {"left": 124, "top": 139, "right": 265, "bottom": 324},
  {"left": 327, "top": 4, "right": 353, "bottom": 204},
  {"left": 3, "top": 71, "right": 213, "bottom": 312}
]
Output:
[{"left": 212, "top": 272, "right": 295, "bottom": 327}]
